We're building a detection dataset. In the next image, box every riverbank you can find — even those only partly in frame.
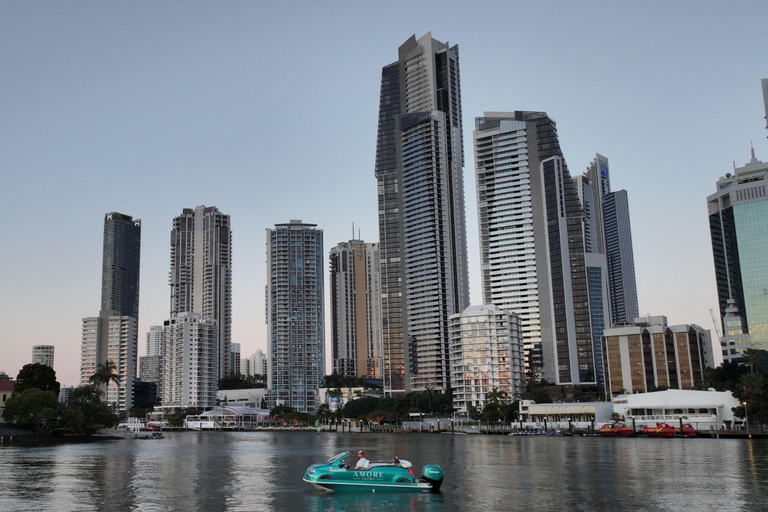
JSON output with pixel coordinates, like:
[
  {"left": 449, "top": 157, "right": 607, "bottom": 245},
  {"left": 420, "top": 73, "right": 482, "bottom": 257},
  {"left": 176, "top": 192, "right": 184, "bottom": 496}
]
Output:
[{"left": 0, "top": 427, "right": 121, "bottom": 447}]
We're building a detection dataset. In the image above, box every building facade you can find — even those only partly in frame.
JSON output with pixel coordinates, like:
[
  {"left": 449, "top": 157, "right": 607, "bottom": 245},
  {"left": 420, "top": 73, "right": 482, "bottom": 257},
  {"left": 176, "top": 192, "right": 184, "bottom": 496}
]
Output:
[
  {"left": 230, "top": 343, "right": 241, "bottom": 376},
  {"left": 330, "top": 240, "right": 382, "bottom": 379},
  {"left": 170, "top": 205, "right": 232, "bottom": 378},
  {"left": 449, "top": 305, "right": 524, "bottom": 412},
  {"left": 139, "top": 325, "right": 165, "bottom": 402},
  {"left": 266, "top": 220, "right": 324, "bottom": 413},
  {"left": 603, "top": 316, "right": 711, "bottom": 397},
  {"left": 162, "top": 313, "right": 218, "bottom": 409},
  {"left": 708, "top": 146, "right": 768, "bottom": 357},
  {"left": 80, "top": 212, "right": 141, "bottom": 411},
  {"left": 32, "top": 345, "right": 55, "bottom": 368},
  {"left": 375, "top": 33, "right": 469, "bottom": 394},
  {"left": 243, "top": 349, "right": 268, "bottom": 377},
  {"left": 474, "top": 112, "right": 613, "bottom": 386}
]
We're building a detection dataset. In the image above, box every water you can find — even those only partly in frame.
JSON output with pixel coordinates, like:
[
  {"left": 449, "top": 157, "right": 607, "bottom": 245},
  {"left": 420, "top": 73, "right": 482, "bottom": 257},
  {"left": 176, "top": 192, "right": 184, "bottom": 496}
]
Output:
[{"left": 1, "top": 432, "right": 767, "bottom": 511}]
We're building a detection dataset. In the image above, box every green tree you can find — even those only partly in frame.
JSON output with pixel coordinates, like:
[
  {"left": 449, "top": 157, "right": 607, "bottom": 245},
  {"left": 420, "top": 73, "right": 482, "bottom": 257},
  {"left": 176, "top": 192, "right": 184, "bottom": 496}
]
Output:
[
  {"left": 14, "top": 363, "right": 61, "bottom": 396},
  {"left": 486, "top": 387, "right": 505, "bottom": 404},
  {"left": 68, "top": 385, "right": 118, "bottom": 434},
  {"left": 317, "top": 403, "right": 331, "bottom": 423},
  {"left": 743, "top": 349, "right": 768, "bottom": 374},
  {"left": 2, "top": 388, "right": 62, "bottom": 435}
]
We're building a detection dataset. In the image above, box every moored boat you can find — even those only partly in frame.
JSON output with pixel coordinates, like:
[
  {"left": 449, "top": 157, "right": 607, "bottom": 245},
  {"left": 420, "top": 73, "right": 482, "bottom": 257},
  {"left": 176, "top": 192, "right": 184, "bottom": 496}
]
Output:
[
  {"left": 303, "top": 452, "right": 444, "bottom": 493},
  {"left": 599, "top": 422, "right": 636, "bottom": 437}
]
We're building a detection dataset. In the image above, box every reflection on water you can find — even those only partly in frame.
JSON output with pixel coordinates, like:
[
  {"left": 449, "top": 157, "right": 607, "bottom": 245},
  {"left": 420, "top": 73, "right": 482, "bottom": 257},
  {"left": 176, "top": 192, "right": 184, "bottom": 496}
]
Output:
[{"left": 1, "top": 433, "right": 768, "bottom": 511}]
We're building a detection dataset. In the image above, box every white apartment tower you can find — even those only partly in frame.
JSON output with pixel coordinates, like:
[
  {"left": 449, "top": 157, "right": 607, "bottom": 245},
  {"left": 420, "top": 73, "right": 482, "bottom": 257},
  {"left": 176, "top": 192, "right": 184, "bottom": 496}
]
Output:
[
  {"left": 170, "top": 205, "right": 232, "bottom": 379},
  {"left": 449, "top": 305, "right": 524, "bottom": 411},
  {"left": 32, "top": 345, "right": 55, "bottom": 368},
  {"left": 162, "top": 313, "right": 218, "bottom": 409},
  {"left": 330, "top": 239, "right": 382, "bottom": 380}
]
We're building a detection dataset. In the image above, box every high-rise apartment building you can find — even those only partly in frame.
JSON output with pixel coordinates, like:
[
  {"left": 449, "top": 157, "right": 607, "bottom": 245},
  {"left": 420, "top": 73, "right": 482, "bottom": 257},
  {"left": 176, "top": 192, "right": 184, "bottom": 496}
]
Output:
[
  {"left": 266, "top": 220, "right": 324, "bottom": 413},
  {"left": 32, "top": 345, "right": 55, "bottom": 368},
  {"left": 170, "top": 205, "right": 232, "bottom": 379},
  {"left": 474, "top": 112, "right": 611, "bottom": 386},
  {"left": 449, "top": 305, "right": 524, "bottom": 411},
  {"left": 602, "top": 316, "right": 711, "bottom": 397},
  {"left": 330, "top": 239, "right": 382, "bottom": 379},
  {"left": 162, "top": 313, "right": 217, "bottom": 409},
  {"left": 80, "top": 212, "right": 141, "bottom": 411},
  {"left": 375, "top": 33, "right": 469, "bottom": 393},
  {"left": 139, "top": 325, "right": 165, "bottom": 402},
  {"left": 243, "top": 349, "right": 268, "bottom": 377}
]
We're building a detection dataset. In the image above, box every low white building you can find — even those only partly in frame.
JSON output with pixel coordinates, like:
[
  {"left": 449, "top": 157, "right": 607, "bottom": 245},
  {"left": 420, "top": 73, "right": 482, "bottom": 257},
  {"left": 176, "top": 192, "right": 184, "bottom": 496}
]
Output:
[
  {"left": 518, "top": 400, "right": 614, "bottom": 430},
  {"left": 612, "top": 389, "right": 741, "bottom": 431},
  {"left": 217, "top": 388, "right": 267, "bottom": 408}
]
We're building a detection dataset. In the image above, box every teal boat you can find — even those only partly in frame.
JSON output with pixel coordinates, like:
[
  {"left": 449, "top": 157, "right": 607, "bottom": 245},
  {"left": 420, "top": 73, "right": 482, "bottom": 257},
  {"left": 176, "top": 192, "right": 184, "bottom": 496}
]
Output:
[{"left": 303, "top": 452, "right": 444, "bottom": 493}]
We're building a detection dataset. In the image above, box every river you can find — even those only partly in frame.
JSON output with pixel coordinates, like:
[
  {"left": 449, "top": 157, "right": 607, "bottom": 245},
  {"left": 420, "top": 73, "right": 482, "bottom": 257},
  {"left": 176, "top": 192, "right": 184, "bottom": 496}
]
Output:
[{"left": 1, "top": 432, "right": 767, "bottom": 511}]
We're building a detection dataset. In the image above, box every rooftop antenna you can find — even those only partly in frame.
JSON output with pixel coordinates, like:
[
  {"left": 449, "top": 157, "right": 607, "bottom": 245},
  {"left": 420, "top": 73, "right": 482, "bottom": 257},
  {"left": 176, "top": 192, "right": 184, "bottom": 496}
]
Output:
[
  {"left": 751, "top": 140, "right": 757, "bottom": 162},
  {"left": 352, "top": 222, "right": 355, "bottom": 240}
]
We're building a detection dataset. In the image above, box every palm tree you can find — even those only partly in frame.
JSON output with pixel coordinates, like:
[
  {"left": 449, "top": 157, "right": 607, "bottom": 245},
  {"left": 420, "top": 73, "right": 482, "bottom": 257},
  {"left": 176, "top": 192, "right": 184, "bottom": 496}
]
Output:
[
  {"left": 486, "top": 387, "right": 505, "bottom": 404},
  {"left": 89, "top": 361, "right": 121, "bottom": 389},
  {"left": 743, "top": 349, "right": 767, "bottom": 374}
]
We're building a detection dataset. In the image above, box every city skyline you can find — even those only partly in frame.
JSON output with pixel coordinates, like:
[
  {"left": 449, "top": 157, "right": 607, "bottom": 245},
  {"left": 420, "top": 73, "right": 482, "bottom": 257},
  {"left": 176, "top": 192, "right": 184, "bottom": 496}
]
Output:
[{"left": 2, "top": 3, "right": 768, "bottom": 386}]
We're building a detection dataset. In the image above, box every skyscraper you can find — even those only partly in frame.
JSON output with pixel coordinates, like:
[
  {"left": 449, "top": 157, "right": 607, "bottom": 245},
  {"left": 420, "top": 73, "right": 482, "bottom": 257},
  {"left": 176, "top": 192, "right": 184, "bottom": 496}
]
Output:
[
  {"left": 375, "top": 33, "right": 469, "bottom": 393},
  {"left": 330, "top": 239, "right": 382, "bottom": 379},
  {"left": 266, "top": 220, "right": 324, "bottom": 413},
  {"left": 708, "top": 147, "right": 768, "bottom": 356},
  {"left": 474, "top": 112, "right": 605, "bottom": 386},
  {"left": 31, "top": 345, "right": 54, "bottom": 368},
  {"left": 169, "top": 205, "right": 232, "bottom": 379},
  {"left": 80, "top": 212, "right": 141, "bottom": 411}
]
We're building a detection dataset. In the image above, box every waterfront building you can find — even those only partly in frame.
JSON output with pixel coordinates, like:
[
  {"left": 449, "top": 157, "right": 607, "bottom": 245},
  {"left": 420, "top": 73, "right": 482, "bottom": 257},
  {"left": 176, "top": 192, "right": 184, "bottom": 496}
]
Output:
[
  {"left": 79, "top": 212, "right": 141, "bottom": 411},
  {"left": 58, "top": 386, "right": 75, "bottom": 404},
  {"left": 162, "top": 313, "right": 218, "bottom": 409},
  {"left": 243, "top": 349, "right": 268, "bottom": 377},
  {"left": 449, "top": 305, "right": 524, "bottom": 412},
  {"left": 0, "top": 380, "right": 14, "bottom": 418},
  {"left": 474, "top": 112, "right": 608, "bottom": 386},
  {"left": 170, "top": 205, "right": 232, "bottom": 378},
  {"left": 133, "top": 380, "right": 158, "bottom": 409},
  {"left": 31, "top": 345, "right": 54, "bottom": 368},
  {"left": 266, "top": 220, "right": 324, "bottom": 413},
  {"left": 602, "top": 316, "right": 711, "bottom": 398},
  {"left": 612, "top": 389, "right": 741, "bottom": 431},
  {"left": 330, "top": 239, "right": 382, "bottom": 379},
  {"left": 230, "top": 343, "right": 241, "bottom": 376},
  {"left": 518, "top": 400, "right": 613, "bottom": 429},
  {"left": 375, "top": 33, "right": 470, "bottom": 394},
  {"left": 707, "top": 131, "right": 768, "bottom": 358}
]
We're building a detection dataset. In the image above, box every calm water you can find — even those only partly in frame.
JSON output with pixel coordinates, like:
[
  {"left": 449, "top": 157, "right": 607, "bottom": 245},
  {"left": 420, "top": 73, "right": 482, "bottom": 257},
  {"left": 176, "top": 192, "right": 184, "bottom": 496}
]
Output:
[{"left": 1, "top": 432, "right": 767, "bottom": 511}]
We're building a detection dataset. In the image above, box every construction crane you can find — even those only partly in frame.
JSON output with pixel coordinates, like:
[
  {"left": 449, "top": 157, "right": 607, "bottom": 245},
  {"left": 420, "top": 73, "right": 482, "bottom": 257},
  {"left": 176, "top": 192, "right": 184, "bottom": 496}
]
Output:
[{"left": 710, "top": 309, "right": 723, "bottom": 342}]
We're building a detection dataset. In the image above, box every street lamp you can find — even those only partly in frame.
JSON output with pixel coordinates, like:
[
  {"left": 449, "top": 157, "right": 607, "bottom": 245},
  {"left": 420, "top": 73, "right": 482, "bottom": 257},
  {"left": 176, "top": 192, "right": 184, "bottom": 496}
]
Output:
[{"left": 742, "top": 401, "right": 749, "bottom": 431}]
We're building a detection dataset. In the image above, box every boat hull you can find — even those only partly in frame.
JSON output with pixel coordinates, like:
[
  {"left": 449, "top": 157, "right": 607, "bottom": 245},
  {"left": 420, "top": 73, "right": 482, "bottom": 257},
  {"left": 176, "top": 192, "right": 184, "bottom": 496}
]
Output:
[{"left": 303, "top": 478, "right": 433, "bottom": 493}]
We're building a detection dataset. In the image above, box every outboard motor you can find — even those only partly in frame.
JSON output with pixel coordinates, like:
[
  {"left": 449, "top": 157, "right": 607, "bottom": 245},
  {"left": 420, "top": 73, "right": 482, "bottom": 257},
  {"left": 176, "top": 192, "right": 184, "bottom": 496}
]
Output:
[{"left": 421, "top": 465, "right": 444, "bottom": 493}]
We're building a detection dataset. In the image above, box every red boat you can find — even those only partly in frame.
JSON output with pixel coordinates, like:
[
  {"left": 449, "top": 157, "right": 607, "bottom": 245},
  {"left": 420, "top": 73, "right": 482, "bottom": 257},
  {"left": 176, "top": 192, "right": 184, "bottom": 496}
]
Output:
[
  {"left": 599, "top": 422, "right": 635, "bottom": 436},
  {"left": 675, "top": 423, "right": 697, "bottom": 437},
  {"left": 639, "top": 423, "right": 676, "bottom": 437}
]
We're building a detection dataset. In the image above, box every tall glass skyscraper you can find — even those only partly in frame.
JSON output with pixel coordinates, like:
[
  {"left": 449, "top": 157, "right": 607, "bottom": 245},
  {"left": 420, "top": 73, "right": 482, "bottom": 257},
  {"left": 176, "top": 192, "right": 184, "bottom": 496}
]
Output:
[
  {"left": 266, "top": 220, "right": 324, "bottom": 413},
  {"left": 80, "top": 212, "right": 141, "bottom": 410},
  {"left": 375, "top": 33, "right": 469, "bottom": 393},
  {"left": 708, "top": 148, "right": 768, "bottom": 356}
]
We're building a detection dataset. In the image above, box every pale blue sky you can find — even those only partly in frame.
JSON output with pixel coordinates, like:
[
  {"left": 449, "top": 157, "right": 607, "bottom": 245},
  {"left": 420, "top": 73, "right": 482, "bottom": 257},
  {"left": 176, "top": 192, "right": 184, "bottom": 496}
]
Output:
[{"left": 1, "top": 1, "right": 767, "bottom": 385}]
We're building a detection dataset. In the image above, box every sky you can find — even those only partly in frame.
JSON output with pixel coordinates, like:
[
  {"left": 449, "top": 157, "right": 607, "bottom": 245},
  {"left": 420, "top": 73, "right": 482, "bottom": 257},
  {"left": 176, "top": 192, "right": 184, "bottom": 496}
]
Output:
[{"left": 1, "top": 1, "right": 767, "bottom": 386}]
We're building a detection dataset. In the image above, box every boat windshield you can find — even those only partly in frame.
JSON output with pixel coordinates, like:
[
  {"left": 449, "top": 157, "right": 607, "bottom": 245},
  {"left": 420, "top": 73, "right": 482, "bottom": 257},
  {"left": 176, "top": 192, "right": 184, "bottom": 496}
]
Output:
[{"left": 325, "top": 452, "right": 349, "bottom": 465}]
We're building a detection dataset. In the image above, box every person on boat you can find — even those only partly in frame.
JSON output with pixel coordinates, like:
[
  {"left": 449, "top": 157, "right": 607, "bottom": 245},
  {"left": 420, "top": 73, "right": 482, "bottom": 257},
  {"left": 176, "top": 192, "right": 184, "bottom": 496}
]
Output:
[
  {"left": 354, "top": 450, "right": 369, "bottom": 470},
  {"left": 392, "top": 455, "right": 400, "bottom": 466}
]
